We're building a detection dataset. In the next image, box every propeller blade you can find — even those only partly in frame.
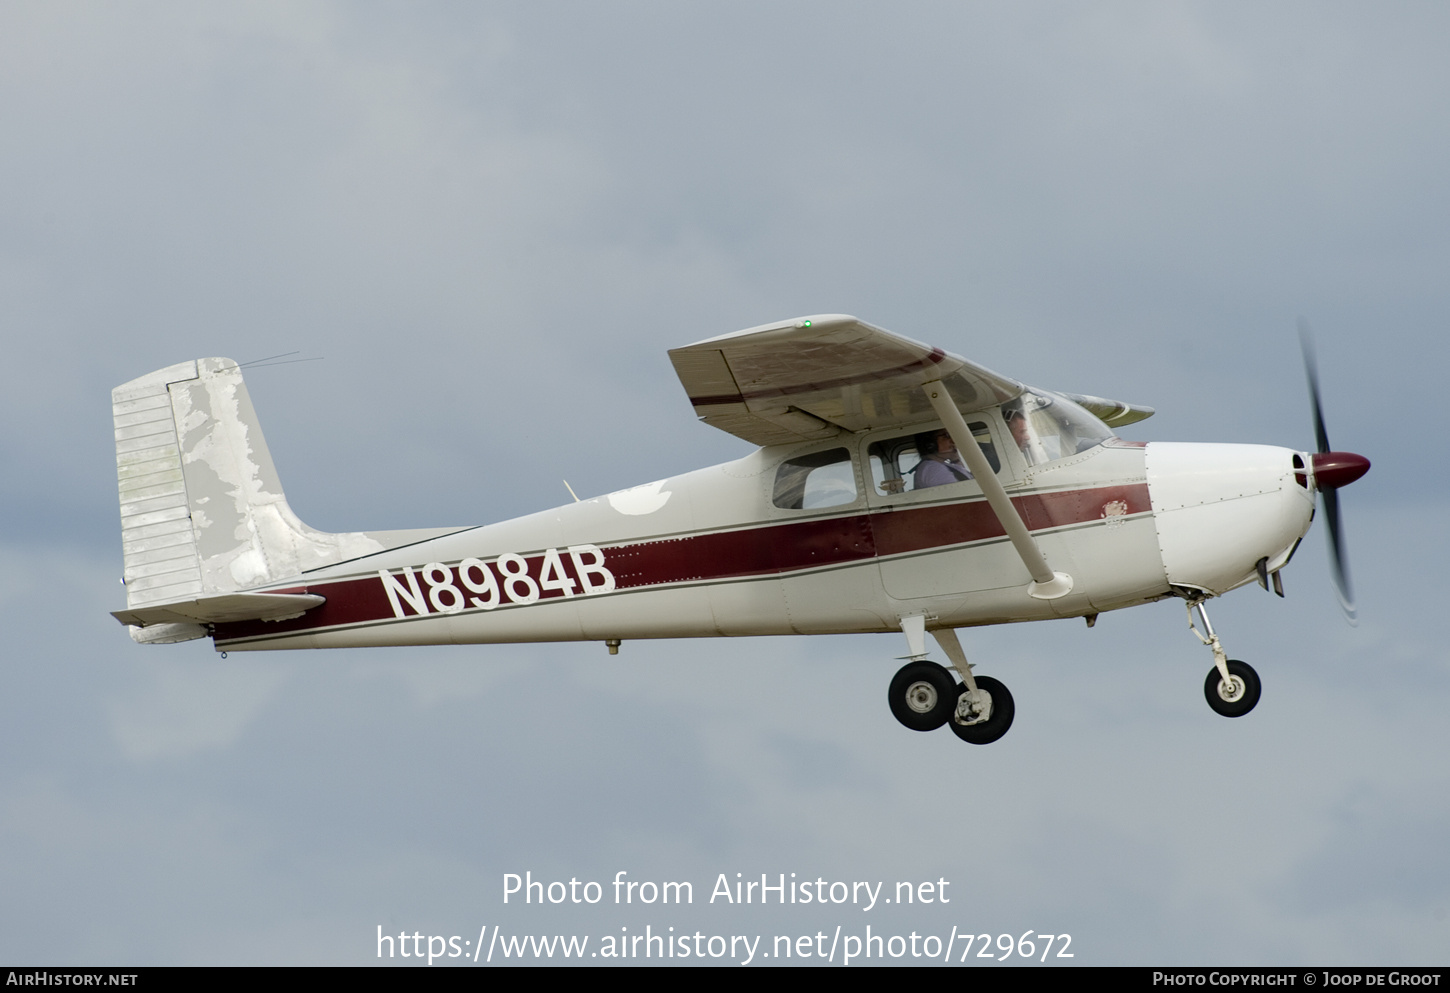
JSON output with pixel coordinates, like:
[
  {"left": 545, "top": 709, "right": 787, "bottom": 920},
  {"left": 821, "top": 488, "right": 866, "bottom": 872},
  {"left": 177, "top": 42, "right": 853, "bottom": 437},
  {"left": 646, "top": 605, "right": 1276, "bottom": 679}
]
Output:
[
  {"left": 1299, "top": 319, "right": 1331, "bottom": 454},
  {"left": 1321, "top": 486, "right": 1356, "bottom": 625},
  {"left": 1300, "top": 319, "right": 1360, "bottom": 626}
]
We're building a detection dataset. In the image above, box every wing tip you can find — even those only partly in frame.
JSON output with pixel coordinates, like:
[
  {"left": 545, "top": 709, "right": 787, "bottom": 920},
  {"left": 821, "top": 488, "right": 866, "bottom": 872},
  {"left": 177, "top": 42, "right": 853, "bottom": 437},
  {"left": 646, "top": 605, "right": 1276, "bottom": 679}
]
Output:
[{"left": 679, "top": 314, "right": 863, "bottom": 349}]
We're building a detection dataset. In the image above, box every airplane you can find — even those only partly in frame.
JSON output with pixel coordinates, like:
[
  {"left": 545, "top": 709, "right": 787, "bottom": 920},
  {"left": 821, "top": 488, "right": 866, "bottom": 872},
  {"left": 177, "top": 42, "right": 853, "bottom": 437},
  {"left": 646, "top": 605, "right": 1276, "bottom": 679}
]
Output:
[{"left": 108, "top": 315, "right": 1369, "bottom": 744}]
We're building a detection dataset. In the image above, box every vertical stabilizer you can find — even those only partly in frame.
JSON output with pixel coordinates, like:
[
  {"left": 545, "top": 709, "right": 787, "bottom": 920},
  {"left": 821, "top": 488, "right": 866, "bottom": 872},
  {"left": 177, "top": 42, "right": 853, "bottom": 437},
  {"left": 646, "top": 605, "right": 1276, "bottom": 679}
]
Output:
[{"left": 113, "top": 358, "right": 399, "bottom": 613}]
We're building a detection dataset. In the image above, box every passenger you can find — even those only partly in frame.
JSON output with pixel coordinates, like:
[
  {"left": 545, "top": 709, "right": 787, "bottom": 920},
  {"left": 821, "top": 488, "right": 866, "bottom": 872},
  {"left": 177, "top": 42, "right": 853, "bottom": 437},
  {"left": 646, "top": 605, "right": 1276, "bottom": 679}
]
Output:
[{"left": 912, "top": 429, "right": 972, "bottom": 489}]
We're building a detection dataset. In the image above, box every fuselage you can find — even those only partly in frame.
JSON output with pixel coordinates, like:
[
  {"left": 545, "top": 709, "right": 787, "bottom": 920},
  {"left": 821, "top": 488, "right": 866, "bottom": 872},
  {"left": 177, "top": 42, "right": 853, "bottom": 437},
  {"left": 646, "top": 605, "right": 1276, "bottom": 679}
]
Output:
[{"left": 213, "top": 410, "right": 1315, "bottom": 652}]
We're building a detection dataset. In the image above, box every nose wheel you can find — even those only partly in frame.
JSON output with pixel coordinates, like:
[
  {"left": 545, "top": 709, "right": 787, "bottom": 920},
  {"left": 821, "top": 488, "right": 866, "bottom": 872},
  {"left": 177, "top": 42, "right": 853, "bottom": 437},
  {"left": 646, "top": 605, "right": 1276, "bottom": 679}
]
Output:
[
  {"left": 1186, "top": 597, "right": 1262, "bottom": 718},
  {"left": 1204, "top": 659, "right": 1261, "bottom": 718}
]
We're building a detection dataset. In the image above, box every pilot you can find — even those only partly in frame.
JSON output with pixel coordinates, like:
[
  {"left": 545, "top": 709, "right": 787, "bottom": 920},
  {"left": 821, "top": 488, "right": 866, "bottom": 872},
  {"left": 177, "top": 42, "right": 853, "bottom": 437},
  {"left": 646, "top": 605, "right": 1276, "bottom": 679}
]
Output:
[
  {"left": 1004, "top": 403, "right": 1058, "bottom": 465},
  {"left": 912, "top": 429, "right": 972, "bottom": 489}
]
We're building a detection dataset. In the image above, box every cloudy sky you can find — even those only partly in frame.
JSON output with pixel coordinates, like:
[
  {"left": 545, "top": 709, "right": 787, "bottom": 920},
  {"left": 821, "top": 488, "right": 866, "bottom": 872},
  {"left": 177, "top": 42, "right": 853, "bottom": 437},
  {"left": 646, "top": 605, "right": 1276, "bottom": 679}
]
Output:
[{"left": 0, "top": 1, "right": 1441, "bottom": 966}]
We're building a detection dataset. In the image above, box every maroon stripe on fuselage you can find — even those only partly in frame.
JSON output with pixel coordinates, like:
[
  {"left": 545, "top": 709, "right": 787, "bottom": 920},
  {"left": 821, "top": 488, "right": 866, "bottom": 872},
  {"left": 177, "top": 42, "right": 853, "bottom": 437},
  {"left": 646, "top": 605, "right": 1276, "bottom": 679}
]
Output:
[
  {"left": 216, "top": 576, "right": 399, "bottom": 641},
  {"left": 610, "top": 514, "right": 877, "bottom": 588},
  {"left": 213, "top": 482, "right": 1149, "bottom": 643},
  {"left": 869, "top": 483, "right": 1150, "bottom": 557}
]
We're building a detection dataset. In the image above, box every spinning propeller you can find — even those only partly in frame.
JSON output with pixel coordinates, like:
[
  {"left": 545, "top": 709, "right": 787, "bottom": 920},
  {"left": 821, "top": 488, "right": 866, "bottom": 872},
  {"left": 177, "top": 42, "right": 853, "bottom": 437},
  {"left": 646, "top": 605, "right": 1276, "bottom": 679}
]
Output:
[{"left": 1299, "top": 320, "right": 1371, "bottom": 624}]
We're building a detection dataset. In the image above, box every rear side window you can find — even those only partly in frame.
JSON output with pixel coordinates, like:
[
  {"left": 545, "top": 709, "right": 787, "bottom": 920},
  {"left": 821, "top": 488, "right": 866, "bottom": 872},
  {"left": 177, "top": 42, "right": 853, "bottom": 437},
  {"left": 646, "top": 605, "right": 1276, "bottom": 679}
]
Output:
[{"left": 773, "top": 448, "right": 857, "bottom": 510}]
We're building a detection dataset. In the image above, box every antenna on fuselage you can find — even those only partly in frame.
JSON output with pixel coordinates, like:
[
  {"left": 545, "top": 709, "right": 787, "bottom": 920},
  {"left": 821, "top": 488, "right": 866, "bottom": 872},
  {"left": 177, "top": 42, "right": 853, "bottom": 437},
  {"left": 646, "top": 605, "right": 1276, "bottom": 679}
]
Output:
[{"left": 239, "top": 351, "right": 325, "bottom": 370}]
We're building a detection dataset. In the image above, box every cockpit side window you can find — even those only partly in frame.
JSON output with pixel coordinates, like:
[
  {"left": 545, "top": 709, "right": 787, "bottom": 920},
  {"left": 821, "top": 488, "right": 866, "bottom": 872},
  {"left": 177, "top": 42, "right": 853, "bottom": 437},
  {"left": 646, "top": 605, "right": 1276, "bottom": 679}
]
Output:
[
  {"left": 772, "top": 448, "right": 857, "bottom": 510},
  {"left": 868, "top": 423, "right": 999, "bottom": 496}
]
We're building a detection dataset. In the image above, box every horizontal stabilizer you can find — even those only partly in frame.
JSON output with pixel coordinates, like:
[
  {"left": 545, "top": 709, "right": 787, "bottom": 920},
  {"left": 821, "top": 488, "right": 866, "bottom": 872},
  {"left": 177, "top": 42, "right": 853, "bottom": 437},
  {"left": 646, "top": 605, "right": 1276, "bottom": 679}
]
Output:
[{"left": 112, "top": 592, "right": 325, "bottom": 627}]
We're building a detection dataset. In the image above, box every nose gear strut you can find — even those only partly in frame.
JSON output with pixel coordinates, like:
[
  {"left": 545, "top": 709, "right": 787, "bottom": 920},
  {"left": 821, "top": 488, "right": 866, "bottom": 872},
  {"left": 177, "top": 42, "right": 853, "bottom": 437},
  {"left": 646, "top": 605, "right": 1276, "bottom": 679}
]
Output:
[{"left": 1184, "top": 596, "right": 1262, "bottom": 718}]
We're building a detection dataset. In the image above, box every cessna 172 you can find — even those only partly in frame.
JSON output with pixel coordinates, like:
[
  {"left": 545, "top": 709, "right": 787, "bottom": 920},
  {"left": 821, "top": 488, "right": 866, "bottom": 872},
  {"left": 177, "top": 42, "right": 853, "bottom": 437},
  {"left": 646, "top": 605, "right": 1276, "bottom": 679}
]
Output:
[{"left": 109, "top": 315, "right": 1369, "bottom": 744}]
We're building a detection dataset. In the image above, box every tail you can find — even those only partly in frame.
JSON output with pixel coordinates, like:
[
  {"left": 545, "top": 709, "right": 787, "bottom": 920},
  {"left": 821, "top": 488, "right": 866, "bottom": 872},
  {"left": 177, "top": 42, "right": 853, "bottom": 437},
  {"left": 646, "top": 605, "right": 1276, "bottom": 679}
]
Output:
[{"left": 112, "top": 358, "right": 459, "bottom": 643}]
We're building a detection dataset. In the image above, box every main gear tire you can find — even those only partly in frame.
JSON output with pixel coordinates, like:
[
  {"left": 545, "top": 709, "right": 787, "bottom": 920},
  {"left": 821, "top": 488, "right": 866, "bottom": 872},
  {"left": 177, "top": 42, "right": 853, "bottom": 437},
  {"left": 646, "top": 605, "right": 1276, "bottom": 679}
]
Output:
[
  {"left": 888, "top": 661, "right": 957, "bottom": 731},
  {"left": 949, "top": 675, "right": 1015, "bottom": 744}
]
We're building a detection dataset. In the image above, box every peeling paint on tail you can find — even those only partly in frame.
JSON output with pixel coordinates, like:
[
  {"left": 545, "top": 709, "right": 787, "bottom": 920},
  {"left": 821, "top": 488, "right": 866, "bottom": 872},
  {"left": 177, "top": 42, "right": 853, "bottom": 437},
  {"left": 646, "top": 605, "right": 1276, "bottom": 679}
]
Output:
[{"left": 113, "top": 358, "right": 464, "bottom": 625}]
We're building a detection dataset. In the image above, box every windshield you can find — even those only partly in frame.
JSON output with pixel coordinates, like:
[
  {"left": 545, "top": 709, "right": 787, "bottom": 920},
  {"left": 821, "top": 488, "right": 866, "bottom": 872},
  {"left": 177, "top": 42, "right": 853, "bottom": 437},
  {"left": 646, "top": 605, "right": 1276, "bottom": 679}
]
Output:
[{"left": 1000, "top": 389, "right": 1115, "bottom": 467}]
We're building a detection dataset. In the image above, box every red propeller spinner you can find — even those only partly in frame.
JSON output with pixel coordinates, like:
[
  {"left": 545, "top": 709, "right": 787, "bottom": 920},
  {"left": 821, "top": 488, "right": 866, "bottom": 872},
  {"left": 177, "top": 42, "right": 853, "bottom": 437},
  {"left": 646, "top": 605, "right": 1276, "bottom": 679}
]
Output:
[{"left": 1310, "top": 451, "right": 1370, "bottom": 490}]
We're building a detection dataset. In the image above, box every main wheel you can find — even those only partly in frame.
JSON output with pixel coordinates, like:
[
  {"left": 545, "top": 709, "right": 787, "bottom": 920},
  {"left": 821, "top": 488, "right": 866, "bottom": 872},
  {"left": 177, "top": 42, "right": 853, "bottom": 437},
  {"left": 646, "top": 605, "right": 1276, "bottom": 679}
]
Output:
[
  {"left": 888, "top": 661, "right": 957, "bottom": 731},
  {"left": 1204, "top": 659, "right": 1261, "bottom": 718},
  {"left": 948, "top": 675, "right": 1015, "bottom": 744}
]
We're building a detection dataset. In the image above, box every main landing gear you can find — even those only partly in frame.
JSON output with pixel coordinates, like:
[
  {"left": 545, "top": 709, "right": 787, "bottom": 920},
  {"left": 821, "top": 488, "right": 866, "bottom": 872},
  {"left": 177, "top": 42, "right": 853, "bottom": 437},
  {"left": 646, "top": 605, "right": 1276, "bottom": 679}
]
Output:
[
  {"left": 888, "top": 661, "right": 956, "bottom": 731},
  {"left": 1186, "top": 597, "right": 1261, "bottom": 718},
  {"left": 888, "top": 621, "right": 1015, "bottom": 744}
]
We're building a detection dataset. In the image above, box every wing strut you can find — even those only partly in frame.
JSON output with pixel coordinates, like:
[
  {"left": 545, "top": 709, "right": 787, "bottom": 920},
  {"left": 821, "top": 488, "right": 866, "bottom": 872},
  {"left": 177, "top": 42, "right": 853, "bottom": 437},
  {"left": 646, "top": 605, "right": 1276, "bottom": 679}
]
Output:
[{"left": 923, "top": 382, "right": 1073, "bottom": 600}]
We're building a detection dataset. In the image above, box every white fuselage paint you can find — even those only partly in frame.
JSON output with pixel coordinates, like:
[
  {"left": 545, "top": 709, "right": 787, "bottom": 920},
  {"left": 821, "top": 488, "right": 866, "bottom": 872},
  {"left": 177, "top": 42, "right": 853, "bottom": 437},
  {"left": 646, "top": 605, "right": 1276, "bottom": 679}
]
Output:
[
  {"left": 1145, "top": 442, "right": 1314, "bottom": 595},
  {"left": 215, "top": 437, "right": 1320, "bottom": 653}
]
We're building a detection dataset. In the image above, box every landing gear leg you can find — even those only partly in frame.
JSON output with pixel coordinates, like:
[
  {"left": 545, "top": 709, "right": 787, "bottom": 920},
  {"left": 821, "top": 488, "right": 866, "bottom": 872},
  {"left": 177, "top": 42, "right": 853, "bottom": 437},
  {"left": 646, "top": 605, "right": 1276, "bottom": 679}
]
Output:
[
  {"left": 1186, "top": 598, "right": 1261, "bottom": 718},
  {"left": 888, "top": 614, "right": 955, "bottom": 731}
]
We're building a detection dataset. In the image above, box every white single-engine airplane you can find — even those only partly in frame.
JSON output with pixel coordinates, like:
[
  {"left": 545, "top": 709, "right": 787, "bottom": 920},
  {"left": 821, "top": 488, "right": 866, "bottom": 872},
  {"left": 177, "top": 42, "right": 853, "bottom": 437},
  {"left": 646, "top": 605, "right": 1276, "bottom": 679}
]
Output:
[{"left": 109, "top": 316, "right": 1368, "bottom": 743}]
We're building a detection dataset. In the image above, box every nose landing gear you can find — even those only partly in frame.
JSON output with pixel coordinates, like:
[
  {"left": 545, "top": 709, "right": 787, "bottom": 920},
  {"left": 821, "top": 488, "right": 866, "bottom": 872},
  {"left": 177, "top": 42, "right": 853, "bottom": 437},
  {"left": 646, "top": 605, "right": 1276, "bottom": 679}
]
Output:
[
  {"left": 1186, "top": 597, "right": 1261, "bottom": 718},
  {"left": 1204, "top": 658, "right": 1261, "bottom": 717}
]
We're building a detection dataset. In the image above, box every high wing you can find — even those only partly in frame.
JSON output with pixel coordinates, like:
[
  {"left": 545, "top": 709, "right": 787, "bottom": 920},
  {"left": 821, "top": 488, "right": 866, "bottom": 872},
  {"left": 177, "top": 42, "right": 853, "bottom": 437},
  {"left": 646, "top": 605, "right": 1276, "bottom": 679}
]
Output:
[
  {"left": 1054, "top": 391, "right": 1156, "bottom": 429},
  {"left": 668, "top": 314, "right": 1152, "bottom": 446}
]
